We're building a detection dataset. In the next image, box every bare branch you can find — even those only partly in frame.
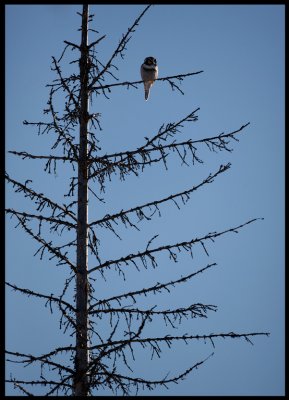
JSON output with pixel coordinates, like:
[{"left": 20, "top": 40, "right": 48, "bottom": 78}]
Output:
[
  {"left": 88, "top": 34, "right": 106, "bottom": 49},
  {"left": 9, "top": 212, "right": 76, "bottom": 272},
  {"left": 6, "top": 208, "right": 76, "bottom": 231},
  {"left": 93, "top": 352, "right": 214, "bottom": 393},
  {"left": 89, "top": 263, "right": 217, "bottom": 311},
  {"left": 90, "top": 303, "right": 218, "bottom": 321},
  {"left": 6, "top": 350, "right": 75, "bottom": 375},
  {"left": 51, "top": 56, "right": 80, "bottom": 112},
  {"left": 88, "top": 118, "right": 249, "bottom": 185},
  {"left": 11, "top": 381, "right": 35, "bottom": 396},
  {"left": 91, "top": 122, "right": 249, "bottom": 167},
  {"left": 89, "top": 331, "right": 270, "bottom": 353},
  {"left": 5, "top": 173, "right": 77, "bottom": 222},
  {"left": 89, "top": 163, "right": 231, "bottom": 231},
  {"left": 90, "top": 71, "right": 203, "bottom": 93},
  {"left": 6, "top": 378, "right": 72, "bottom": 388},
  {"left": 8, "top": 150, "right": 77, "bottom": 163},
  {"left": 88, "top": 5, "right": 152, "bottom": 90},
  {"left": 63, "top": 40, "right": 80, "bottom": 50},
  {"left": 6, "top": 282, "right": 76, "bottom": 313},
  {"left": 88, "top": 218, "right": 263, "bottom": 275}
]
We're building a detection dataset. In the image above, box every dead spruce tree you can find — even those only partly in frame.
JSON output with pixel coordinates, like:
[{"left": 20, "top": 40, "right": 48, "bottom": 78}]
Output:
[{"left": 6, "top": 5, "right": 269, "bottom": 396}]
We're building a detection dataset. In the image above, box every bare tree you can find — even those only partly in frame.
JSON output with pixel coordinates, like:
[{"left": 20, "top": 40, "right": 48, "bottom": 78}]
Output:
[{"left": 5, "top": 5, "right": 269, "bottom": 396}]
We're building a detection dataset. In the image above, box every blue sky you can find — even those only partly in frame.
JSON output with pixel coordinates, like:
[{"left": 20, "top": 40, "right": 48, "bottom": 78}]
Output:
[{"left": 5, "top": 4, "right": 284, "bottom": 396}]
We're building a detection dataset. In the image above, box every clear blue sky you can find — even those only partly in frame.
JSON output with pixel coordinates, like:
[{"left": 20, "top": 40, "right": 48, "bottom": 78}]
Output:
[{"left": 5, "top": 4, "right": 284, "bottom": 396}]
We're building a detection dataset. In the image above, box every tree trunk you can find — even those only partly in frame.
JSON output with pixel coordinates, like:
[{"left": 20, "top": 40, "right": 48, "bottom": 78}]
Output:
[{"left": 74, "top": 4, "right": 89, "bottom": 396}]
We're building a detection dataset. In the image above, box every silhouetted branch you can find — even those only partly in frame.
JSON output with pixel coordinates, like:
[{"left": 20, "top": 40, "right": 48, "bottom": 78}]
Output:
[
  {"left": 89, "top": 352, "right": 214, "bottom": 395},
  {"left": 44, "top": 375, "right": 73, "bottom": 396},
  {"left": 9, "top": 212, "right": 76, "bottom": 272},
  {"left": 88, "top": 5, "right": 152, "bottom": 90},
  {"left": 88, "top": 118, "right": 249, "bottom": 184},
  {"left": 88, "top": 34, "right": 106, "bottom": 49},
  {"left": 89, "top": 331, "right": 270, "bottom": 353},
  {"left": 84, "top": 329, "right": 269, "bottom": 396},
  {"left": 8, "top": 150, "right": 77, "bottom": 163},
  {"left": 90, "top": 303, "right": 218, "bottom": 326},
  {"left": 90, "top": 70, "right": 204, "bottom": 95},
  {"left": 51, "top": 56, "right": 80, "bottom": 110},
  {"left": 88, "top": 108, "right": 200, "bottom": 183},
  {"left": 6, "top": 379, "right": 71, "bottom": 388},
  {"left": 63, "top": 40, "right": 81, "bottom": 50},
  {"left": 10, "top": 381, "right": 35, "bottom": 396},
  {"left": 89, "top": 164, "right": 231, "bottom": 234},
  {"left": 6, "top": 208, "right": 76, "bottom": 232},
  {"left": 88, "top": 218, "right": 263, "bottom": 275},
  {"left": 94, "top": 121, "right": 249, "bottom": 166},
  {"left": 46, "top": 89, "right": 80, "bottom": 157},
  {"left": 90, "top": 313, "right": 151, "bottom": 368},
  {"left": 6, "top": 281, "right": 78, "bottom": 344},
  {"left": 6, "top": 350, "right": 75, "bottom": 374},
  {"left": 6, "top": 282, "right": 76, "bottom": 313},
  {"left": 5, "top": 173, "right": 77, "bottom": 222},
  {"left": 89, "top": 263, "right": 217, "bottom": 311}
]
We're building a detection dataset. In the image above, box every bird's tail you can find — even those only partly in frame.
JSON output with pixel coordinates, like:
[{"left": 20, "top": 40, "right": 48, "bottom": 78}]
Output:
[{"left": 144, "top": 81, "right": 153, "bottom": 101}]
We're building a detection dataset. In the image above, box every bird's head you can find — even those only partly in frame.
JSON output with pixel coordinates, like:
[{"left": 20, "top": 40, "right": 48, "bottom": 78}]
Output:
[{"left": 144, "top": 56, "right": 157, "bottom": 66}]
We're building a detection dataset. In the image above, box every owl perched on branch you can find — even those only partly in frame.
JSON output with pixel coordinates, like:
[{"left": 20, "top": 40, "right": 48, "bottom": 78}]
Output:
[{"left": 140, "top": 56, "right": 158, "bottom": 101}]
